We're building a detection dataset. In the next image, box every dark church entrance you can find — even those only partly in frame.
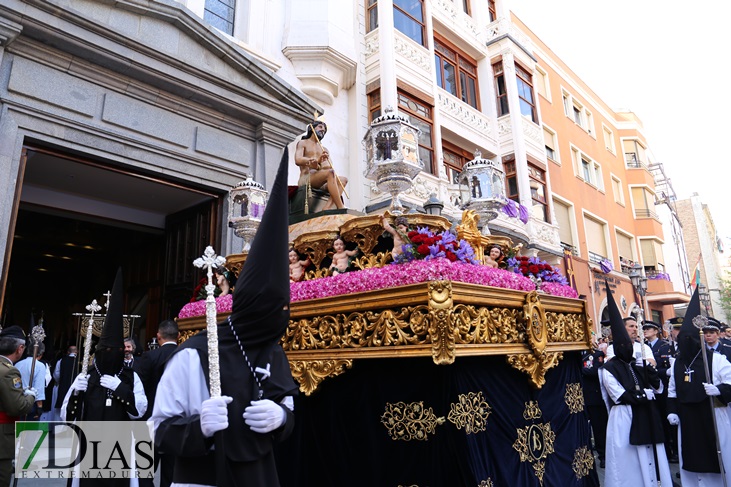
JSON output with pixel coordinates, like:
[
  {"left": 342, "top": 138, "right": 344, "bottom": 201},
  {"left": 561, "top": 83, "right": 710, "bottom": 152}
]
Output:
[{"left": 1, "top": 145, "right": 224, "bottom": 362}]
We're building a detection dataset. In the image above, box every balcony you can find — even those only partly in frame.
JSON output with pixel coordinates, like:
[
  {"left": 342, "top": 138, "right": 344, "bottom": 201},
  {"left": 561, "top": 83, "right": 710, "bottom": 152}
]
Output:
[
  {"left": 634, "top": 208, "right": 659, "bottom": 220},
  {"left": 561, "top": 242, "right": 579, "bottom": 257},
  {"left": 587, "top": 251, "right": 606, "bottom": 266}
]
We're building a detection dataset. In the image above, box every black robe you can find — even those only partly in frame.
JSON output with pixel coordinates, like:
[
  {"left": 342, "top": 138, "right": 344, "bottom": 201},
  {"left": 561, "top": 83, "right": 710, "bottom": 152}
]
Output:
[
  {"left": 154, "top": 327, "right": 298, "bottom": 487},
  {"left": 602, "top": 358, "right": 665, "bottom": 445}
]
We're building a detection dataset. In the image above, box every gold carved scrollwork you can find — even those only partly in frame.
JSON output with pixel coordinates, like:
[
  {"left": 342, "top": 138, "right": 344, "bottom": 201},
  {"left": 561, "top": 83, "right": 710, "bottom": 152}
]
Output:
[
  {"left": 546, "top": 312, "right": 588, "bottom": 342},
  {"left": 288, "top": 359, "right": 352, "bottom": 396},
  {"left": 572, "top": 446, "right": 595, "bottom": 479},
  {"left": 381, "top": 401, "right": 445, "bottom": 441},
  {"left": 339, "top": 216, "right": 384, "bottom": 256},
  {"left": 523, "top": 291, "right": 547, "bottom": 355},
  {"left": 178, "top": 330, "right": 197, "bottom": 344},
  {"left": 447, "top": 391, "right": 492, "bottom": 434},
  {"left": 452, "top": 305, "right": 521, "bottom": 344},
  {"left": 293, "top": 231, "right": 339, "bottom": 267},
  {"left": 564, "top": 383, "right": 585, "bottom": 414},
  {"left": 351, "top": 252, "right": 391, "bottom": 270},
  {"left": 427, "top": 281, "right": 455, "bottom": 365},
  {"left": 507, "top": 352, "right": 563, "bottom": 389}
]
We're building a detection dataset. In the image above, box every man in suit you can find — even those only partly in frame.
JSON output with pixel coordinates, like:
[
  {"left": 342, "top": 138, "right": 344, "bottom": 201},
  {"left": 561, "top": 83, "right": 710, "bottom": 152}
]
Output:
[
  {"left": 53, "top": 345, "right": 78, "bottom": 419},
  {"left": 0, "top": 326, "right": 36, "bottom": 485},
  {"left": 134, "top": 320, "right": 179, "bottom": 487},
  {"left": 643, "top": 320, "right": 677, "bottom": 462},
  {"left": 123, "top": 338, "right": 136, "bottom": 368}
]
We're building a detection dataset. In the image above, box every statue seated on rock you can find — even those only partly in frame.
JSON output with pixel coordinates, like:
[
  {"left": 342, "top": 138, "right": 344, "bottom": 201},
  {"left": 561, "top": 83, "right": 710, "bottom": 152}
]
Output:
[{"left": 293, "top": 120, "right": 348, "bottom": 213}]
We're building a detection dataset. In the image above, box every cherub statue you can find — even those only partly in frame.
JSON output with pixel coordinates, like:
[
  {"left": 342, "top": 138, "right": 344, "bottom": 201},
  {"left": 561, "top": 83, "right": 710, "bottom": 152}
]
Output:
[
  {"left": 329, "top": 236, "right": 358, "bottom": 276},
  {"left": 289, "top": 248, "right": 311, "bottom": 282},
  {"left": 484, "top": 244, "right": 503, "bottom": 268},
  {"left": 381, "top": 215, "right": 410, "bottom": 259}
]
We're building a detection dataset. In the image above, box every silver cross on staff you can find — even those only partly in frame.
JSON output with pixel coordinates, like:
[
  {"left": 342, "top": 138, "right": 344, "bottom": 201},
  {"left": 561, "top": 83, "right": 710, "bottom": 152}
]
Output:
[
  {"left": 28, "top": 315, "right": 47, "bottom": 386},
  {"left": 193, "top": 246, "right": 226, "bottom": 398},
  {"left": 81, "top": 299, "right": 102, "bottom": 376},
  {"left": 103, "top": 290, "right": 112, "bottom": 311}
]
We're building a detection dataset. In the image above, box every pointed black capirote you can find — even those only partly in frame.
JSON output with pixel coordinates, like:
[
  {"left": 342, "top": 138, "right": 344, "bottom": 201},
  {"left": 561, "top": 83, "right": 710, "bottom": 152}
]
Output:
[
  {"left": 98, "top": 268, "right": 125, "bottom": 349},
  {"left": 605, "top": 280, "right": 633, "bottom": 363},
  {"left": 676, "top": 287, "right": 702, "bottom": 362},
  {"left": 227, "top": 148, "right": 290, "bottom": 346}
]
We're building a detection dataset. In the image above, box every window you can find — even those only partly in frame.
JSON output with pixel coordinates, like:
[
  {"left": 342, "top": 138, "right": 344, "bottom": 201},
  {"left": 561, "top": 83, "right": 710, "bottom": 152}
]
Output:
[
  {"left": 603, "top": 125, "right": 615, "bottom": 153},
  {"left": 488, "top": 0, "right": 496, "bottom": 22},
  {"left": 543, "top": 126, "right": 557, "bottom": 162},
  {"left": 394, "top": 0, "right": 425, "bottom": 46},
  {"left": 368, "top": 90, "right": 381, "bottom": 122},
  {"left": 366, "top": 0, "right": 378, "bottom": 32},
  {"left": 581, "top": 157, "right": 591, "bottom": 181},
  {"left": 611, "top": 175, "right": 624, "bottom": 205},
  {"left": 515, "top": 63, "right": 537, "bottom": 123},
  {"left": 534, "top": 66, "right": 549, "bottom": 100},
  {"left": 434, "top": 38, "right": 479, "bottom": 109},
  {"left": 631, "top": 187, "right": 657, "bottom": 219},
  {"left": 640, "top": 238, "right": 665, "bottom": 273},
  {"left": 503, "top": 155, "right": 518, "bottom": 202},
  {"left": 204, "top": 0, "right": 235, "bottom": 35},
  {"left": 562, "top": 92, "right": 570, "bottom": 116},
  {"left": 461, "top": 0, "right": 471, "bottom": 15},
  {"left": 442, "top": 143, "right": 470, "bottom": 184},
  {"left": 554, "top": 199, "right": 576, "bottom": 254},
  {"left": 623, "top": 139, "right": 647, "bottom": 168},
  {"left": 584, "top": 215, "right": 608, "bottom": 264},
  {"left": 616, "top": 231, "right": 634, "bottom": 271},
  {"left": 493, "top": 60, "right": 509, "bottom": 116},
  {"left": 593, "top": 163, "right": 603, "bottom": 190},
  {"left": 585, "top": 110, "right": 594, "bottom": 135},
  {"left": 528, "top": 164, "right": 549, "bottom": 222},
  {"left": 572, "top": 103, "right": 583, "bottom": 125},
  {"left": 397, "top": 91, "right": 434, "bottom": 174}
]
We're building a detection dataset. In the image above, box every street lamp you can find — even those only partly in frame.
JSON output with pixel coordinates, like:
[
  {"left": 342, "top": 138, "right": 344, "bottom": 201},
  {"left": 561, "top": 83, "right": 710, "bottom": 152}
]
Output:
[
  {"left": 423, "top": 193, "right": 444, "bottom": 216},
  {"left": 698, "top": 283, "right": 711, "bottom": 316},
  {"left": 628, "top": 263, "right": 648, "bottom": 321}
]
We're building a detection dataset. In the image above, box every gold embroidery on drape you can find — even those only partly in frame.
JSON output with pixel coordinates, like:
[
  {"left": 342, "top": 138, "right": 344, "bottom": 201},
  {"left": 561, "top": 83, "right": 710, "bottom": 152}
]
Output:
[
  {"left": 381, "top": 401, "right": 445, "bottom": 441},
  {"left": 448, "top": 391, "right": 492, "bottom": 434},
  {"left": 564, "top": 383, "right": 584, "bottom": 413},
  {"left": 572, "top": 446, "right": 595, "bottom": 479}
]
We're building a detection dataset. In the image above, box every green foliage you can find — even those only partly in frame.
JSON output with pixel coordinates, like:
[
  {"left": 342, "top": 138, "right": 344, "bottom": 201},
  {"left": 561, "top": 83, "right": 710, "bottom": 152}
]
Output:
[{"left": 719, "top": 271, "right": 731, "bottom": 318}]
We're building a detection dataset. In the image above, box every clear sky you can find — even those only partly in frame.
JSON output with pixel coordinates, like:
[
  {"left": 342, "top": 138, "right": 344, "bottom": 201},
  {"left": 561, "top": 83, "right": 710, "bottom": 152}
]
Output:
[{"left": 509, "top": 0, "right": 731, "bottom": 246}]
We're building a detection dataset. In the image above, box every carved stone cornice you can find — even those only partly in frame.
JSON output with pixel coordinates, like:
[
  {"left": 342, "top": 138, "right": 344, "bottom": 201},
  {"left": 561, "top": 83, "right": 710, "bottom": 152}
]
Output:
[
  {"left": 0, "top": 16, "right": 22, "bottom": 47},
  {"left": 282, "top": 45, "right": 357, "bottom": 105},
  {"left": 393, "top": 32, "right": 431, "bottom": 74}
]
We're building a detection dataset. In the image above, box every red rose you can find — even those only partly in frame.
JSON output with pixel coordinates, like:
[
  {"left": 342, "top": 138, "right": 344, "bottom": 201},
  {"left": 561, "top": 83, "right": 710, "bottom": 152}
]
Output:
[
  {"left": 520, "top": 265, "right": 529, "bottom": 274},
  {"left": 440, "top": 244, "right": 446, "bottom": 252},
  {"left": 411, "top": 234, "right": 425, "bottom": 244},
  {"left": 408, "top": 231, "right": 418, "bottom": 239},
  {"left": 417, "top": 244, "right": 431, "bottom": 256},
  {"left": 446, "top": 251, "right": 457, "bottom": 262},
  {"left": 529, "top": 265, "right": 540, "bottom": 274},
  {"left": 427, "top": 237, "right": 438, "bottom": 245}
]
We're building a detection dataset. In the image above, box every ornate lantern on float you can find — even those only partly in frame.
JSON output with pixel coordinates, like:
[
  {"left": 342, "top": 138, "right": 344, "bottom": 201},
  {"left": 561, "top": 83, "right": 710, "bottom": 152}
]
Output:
[
  {"left": 363, "top": 106, "right": 424, "bottom": 214},
  {"left": 228, "top": 175, "right": 267, "bottom": 253},
  {"left": 458, "top": 150, "right": 506, "bottom": 232}
]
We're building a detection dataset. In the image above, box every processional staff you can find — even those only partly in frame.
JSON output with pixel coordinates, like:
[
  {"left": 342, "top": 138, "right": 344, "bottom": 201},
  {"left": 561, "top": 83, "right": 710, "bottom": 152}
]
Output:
[
  {"left": 193, "top": 246, "right": 226, "bottom": 398},
  {"left": 694, "top": 314, "right": 727, "bottom": 487},
  {"left": 28, "top": 314, "right": 46, "bottom": 387},
  {"left": 79, "top": 300, "right": 102, "bottom": 378}
]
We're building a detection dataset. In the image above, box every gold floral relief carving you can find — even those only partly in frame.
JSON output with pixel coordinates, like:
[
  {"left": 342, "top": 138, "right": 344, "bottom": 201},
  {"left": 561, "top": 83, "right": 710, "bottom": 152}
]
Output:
[
  {"left": 572, "top": 445, "right": 595, "bottom": 479},
  {"left": 452, "top": 305, "right": 521, "bottom": 344},
  {"left": 178, "top": 330, "right": 196, "bottom": 343},
  {"left": 293, "top": 231, "right": 338, "bottom": 267},
  {"left": 513, "top": 421, "right": 555, "bottom": 486},
  {"left": 448, "top": 391, "right": 492, "bottom": 434},
  {"left": 564, "top": 383, "right": 585, "bottom": 414},
  {"left": 523, "top": 291, "right": 547, "bottom": 355},
  {"left": 288, "top": 359, "right": 352, "bottom": 396},
  {"left": 351, "top": 252, "right": 391, "bottom": 270},
  {"left": 339, "top": 222, "right": 384, "bottom": 256},
  {"left": 546, "top": 312, "right": 587, "bottom": 342},
  {"left": 507, "top": 352, "right": 563, "bottom": 389},
  {"left": 381, "top": 401, "right": 445, "bottom": 441},
  {"left": 428, "top": 281, "right": 455, "bottom": 364}
]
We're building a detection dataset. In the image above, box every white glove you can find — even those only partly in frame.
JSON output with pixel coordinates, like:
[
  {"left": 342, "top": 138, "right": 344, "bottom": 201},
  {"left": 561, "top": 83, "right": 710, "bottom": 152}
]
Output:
[
  {"left": 667, "top": 413, "right": 680, "bottom": 425},
  {"left": 643, "top": 388, "right": 655, "bottom": 401},
  {"left": 703, "top": 382, "right": 721, "bottom": 396},
  {"left": 71, "top": 373, "right": 89, "bottom": 392},
  {"left": 99, "top": 375, "right": 122, "bottom": 391},
  {"left": 23, "top": 387, "right": 37, "bottom": 397},
  {"left": 243, "top": 399, "right": 286, "bottom": 434},
  {"left": 200, "top": 396, "right": 233, "bottom": 438}
]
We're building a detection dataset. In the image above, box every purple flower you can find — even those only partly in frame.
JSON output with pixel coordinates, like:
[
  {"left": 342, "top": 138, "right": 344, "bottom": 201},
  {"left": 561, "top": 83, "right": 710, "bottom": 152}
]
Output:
[
  {"left": 502, "top": 199, "right": 519, "bottom": 218},
  {"left": 600, "top": 259, "right": 613, "bottom": 274}
]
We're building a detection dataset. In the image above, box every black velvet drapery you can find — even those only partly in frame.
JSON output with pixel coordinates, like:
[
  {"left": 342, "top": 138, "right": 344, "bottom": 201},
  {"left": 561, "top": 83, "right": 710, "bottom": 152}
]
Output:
[{"left": 277, "top": 352, "right": 599, "bottom": 487}]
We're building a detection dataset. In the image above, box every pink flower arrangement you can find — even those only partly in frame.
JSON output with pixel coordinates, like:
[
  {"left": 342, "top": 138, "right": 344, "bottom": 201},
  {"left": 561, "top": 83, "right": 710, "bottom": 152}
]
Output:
[{"left": 177, "top": 258, "right": 579, "bottom": 319}]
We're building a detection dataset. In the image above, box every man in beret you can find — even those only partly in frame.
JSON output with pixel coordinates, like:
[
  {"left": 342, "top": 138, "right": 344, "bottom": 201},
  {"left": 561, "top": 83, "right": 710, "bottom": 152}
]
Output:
[{"left": 0, "top": 326, "right": 37, "bottom": 485}]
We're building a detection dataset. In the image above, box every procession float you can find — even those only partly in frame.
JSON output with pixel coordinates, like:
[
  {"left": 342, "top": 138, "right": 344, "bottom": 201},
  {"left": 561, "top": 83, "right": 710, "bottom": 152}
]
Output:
[{"left": 175, "top": 110, "right": 599, "bottom": 486}]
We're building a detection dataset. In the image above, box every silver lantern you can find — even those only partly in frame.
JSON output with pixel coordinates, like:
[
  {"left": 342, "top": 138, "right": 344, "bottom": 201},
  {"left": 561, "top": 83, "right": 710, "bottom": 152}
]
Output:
[
  {"left": 363, "top": 106, "right": 424, "bottom": 214},
  {"left": 458, "top": 150, "right": 506, "bottom": 228},
  {"left": 228, "top": 174, "right": 267, "bottom": 252}
]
